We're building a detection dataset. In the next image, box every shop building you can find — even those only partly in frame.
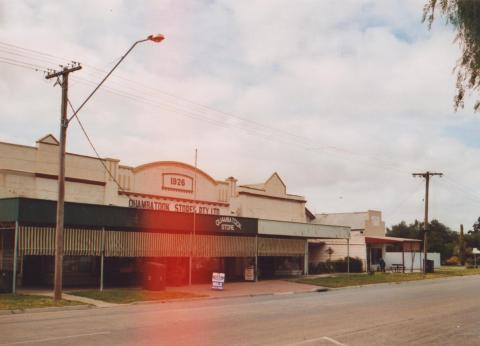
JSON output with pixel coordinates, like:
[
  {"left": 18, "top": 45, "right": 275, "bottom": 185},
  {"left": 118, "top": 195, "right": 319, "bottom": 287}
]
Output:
[
  {"left": 0, "top": 135, "right": 349, "bottom": 291},
  {"left": 310, "top": 210, "right": 420, "bottom": 271}
]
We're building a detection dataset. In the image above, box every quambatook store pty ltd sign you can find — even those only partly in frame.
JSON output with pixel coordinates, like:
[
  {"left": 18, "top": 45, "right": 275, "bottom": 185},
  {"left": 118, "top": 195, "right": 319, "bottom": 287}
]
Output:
[{"left": 128, "top": 198, "right": 228, "bottom": 215}]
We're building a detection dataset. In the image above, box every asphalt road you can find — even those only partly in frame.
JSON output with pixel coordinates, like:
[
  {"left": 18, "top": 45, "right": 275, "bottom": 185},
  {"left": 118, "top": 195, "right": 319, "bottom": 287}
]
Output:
[{"left": 1, "top": 275, "right": 480, "bottom": 346}]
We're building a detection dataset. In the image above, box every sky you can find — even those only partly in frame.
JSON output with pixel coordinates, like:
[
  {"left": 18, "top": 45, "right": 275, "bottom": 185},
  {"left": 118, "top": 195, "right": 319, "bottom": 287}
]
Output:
[{"left": 0, "top": 0, "right": 479, "bottom": 230}]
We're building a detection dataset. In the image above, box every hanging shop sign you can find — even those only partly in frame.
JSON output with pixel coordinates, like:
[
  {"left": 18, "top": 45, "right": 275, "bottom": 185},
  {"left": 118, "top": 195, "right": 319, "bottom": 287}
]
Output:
[
  {"left": 215, "top": 216, "right": 242, "bottom": 231},
  {"left": 196, "top": 215, "right": 257, "bottom": 235}
]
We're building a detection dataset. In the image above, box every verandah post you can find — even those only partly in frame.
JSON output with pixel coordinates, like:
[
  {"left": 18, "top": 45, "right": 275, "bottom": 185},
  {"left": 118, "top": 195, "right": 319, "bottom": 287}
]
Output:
[
  {"left": 12, "top": 221, "right": 19, "bottom": 294},
  {"left": 100, "top": 227, "right": 105, "bottom": 291},
  {"left": 347, "top": 238, "right": 350, "bottom": 276},
  {"left": 255, "top": 234, "right": 258, "bottom": 282}
]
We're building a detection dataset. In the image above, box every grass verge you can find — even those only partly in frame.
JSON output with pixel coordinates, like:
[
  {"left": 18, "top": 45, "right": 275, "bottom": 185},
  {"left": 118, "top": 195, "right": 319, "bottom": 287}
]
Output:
[
  {"left": 0, "top": 294, "right": 85, "bottom": 311},
  {"left": 68, "top": 288, "right": 206, "bottom": 304},
  {"left": 298, "top": 266, "right": 480, "bottom": 288}
]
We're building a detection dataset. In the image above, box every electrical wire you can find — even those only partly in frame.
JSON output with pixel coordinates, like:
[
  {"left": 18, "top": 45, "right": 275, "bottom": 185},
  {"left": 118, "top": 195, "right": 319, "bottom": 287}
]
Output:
[
  {"left": 0, "top": 40, "right": 411, "bottom": 173},
  {"left": 384, "top": 180, "right": 425, "bottom": 222},
  {"left": 0, "top": 57, "right": 48, "bottom": 73},
  {"left": 439, "top": 177, "right": 480, "bottom": 205},
  {"left": 3, "top": 40, "right": 480, "bottom": 226},
  {"left": 64, "top": 95, "right": 124, "bottom": 192},
  {"left": 0, "top": 41, "right": 430, "bottom": 177}
]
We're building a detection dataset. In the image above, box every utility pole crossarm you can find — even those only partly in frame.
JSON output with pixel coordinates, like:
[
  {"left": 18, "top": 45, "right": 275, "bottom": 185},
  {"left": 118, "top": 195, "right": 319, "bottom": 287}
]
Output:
[
  {"left": 412, "top": 172, "right": 443, "bottom": 178},
  {"left": 45, "top": 65, "right": 82, "bottom": 80}
]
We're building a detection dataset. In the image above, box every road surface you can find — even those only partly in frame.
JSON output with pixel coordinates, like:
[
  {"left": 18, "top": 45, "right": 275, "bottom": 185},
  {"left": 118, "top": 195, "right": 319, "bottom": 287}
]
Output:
[{"left": 1, "top": 275, "right": 480, "bottom": 345}]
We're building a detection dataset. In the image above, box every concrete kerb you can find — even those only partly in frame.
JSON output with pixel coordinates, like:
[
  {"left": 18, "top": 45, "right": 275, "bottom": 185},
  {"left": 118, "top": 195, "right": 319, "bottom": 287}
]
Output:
[
  {"left": 6, "top": 284, "right": 330, "bottom": 314},
  {"left": 0, "top": 304, "right": 92, "bottom": 316},
  {"left": 131, "top": 286, "right": 329, "bottom": 306},
  {"left": 310, "top": 272, "right": 480, "bottom": 292}
]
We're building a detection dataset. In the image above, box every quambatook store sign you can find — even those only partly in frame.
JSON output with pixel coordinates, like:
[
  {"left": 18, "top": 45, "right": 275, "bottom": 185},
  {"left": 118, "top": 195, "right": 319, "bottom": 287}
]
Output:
[{"left": 128, "top": 198, "right": 226, "bottom": 215}]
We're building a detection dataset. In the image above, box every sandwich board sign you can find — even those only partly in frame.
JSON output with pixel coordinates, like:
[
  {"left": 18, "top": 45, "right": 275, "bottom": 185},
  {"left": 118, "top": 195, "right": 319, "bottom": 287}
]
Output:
[
  {"left": 244, "top": 266, "right": 255, "bottom": 281},
  {"left": 212, "top": 272, "right": 225, "bottom": 290}
]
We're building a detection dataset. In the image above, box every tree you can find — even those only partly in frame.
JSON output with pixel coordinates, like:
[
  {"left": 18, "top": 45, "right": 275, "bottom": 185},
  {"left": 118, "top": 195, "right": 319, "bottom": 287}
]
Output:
[
  {"left": 387, "top": 219, "right": 457, "bottom": 261},
  {"left": 473, "top": 216, "right": 480, "bottom": 233},
  {"left": 457, "top": 224, "right": 466, "bottom": 264},
  {"left": 423, "top": 0, "right": 480, "bottom": 111},
  {"left": 466, "top": 217, "right": 480, "bottom": 250}
]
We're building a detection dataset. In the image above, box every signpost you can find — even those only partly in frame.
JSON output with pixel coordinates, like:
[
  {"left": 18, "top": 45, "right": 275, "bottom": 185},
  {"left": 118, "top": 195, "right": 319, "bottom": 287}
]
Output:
[
  {"left": 473, "top": 248, "right": 480, "bottom": 268},
  {"left": 212, "top": 272, "right": 225, "bottom": 290}
]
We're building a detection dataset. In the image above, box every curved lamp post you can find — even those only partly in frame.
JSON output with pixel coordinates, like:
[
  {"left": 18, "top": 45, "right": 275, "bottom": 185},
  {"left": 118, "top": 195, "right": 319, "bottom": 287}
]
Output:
[
  {"left": 67, "top": 34, "right": 165, "bottom": 124},
  {"left": 52, "top": 34, "right": 164, "bottom": 301}
]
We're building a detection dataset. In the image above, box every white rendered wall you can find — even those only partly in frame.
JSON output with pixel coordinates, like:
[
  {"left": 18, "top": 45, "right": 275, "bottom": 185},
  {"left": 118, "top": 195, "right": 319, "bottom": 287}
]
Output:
[
  {"left": 309, "top": 231, "right": 367, "bottom": 269},
  {"left": 384, "top": 252, "right": 441, "bottom": 270}
]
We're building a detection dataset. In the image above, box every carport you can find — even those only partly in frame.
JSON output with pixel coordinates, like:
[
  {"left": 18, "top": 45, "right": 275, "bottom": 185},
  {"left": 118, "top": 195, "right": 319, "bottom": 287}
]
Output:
[{"left": 365, "top": 236, "right": 421, "bottom": 272}]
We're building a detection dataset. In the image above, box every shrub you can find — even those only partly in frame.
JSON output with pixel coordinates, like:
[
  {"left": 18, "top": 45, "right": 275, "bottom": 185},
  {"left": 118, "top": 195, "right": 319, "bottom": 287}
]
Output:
[
  {"left": 446, "top": 256, "right": 461, "bottom": 265},
  {"left": 310, "top": 257, "right": 363, "bottom": 274}
]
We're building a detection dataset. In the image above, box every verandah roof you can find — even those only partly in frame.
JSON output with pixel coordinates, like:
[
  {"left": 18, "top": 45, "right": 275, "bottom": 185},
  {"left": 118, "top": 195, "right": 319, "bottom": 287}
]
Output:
[
  {"left": 365, "top": 236, "right": 421, "bottom": 244},
  {"left": 0, "top": 197, "right": 257, "bottom": 234}
]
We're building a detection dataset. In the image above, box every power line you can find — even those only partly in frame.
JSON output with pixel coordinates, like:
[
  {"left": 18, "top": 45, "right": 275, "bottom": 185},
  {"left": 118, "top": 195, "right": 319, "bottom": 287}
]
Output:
[
  {"left": 0, "top": 40, "right": 410, "bottom": 173},
  {"left": 0, "top": 41, "right": 310, "bottom": 143},
  {"left": 440, "top": 177, "right": 480, "bottom": 205},
  {"left": 65, "top": 97, "right": 124, "bottom": 192},
  {"left": 0, "top": 40, "right": 421, "bottom": 177},
  {"left": 0, "top": 57, "right": 48, "bottom": 73},
  {"left": 384, "top": 180, "right": 425, "bottom": 222},
  {"left": 0, "top": 59, "right": 46, "bottom": 73}
]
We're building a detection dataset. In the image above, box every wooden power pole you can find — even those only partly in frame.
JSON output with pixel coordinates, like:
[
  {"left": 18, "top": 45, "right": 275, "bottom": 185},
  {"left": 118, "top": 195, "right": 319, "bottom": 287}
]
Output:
[
  {"left": 412, "top": 171, "right": 443, "bottom": 274},
  {"left": 46, "top": 64, "right": 82, "bottom": 301}
]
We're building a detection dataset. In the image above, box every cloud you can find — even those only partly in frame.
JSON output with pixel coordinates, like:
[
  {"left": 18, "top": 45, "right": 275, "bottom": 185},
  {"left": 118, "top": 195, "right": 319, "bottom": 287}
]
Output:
[{"left": 0, "top": 0, "right": 479, "bottom": 230}]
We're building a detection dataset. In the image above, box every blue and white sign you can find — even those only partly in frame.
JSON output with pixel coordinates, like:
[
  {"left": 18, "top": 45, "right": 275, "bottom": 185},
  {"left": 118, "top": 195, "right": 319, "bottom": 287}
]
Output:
[{"left": 212, "top": 272, "right": 225, "bottom": 290}]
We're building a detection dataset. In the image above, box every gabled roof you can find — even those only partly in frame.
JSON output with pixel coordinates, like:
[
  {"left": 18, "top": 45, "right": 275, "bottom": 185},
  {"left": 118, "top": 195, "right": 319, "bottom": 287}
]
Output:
[
  {"left": 266, "top": 172, "right": 286, "bottom": 188},
  {"left": 238, "top": 172, "right": 305, "bottom": 201},
  {"left": 240, "top": 183, "right": 265, "bottom": 191},
  {"left": 36, "top": 134, "right": 59, "bottom": 145},
  {"left": 240, "top": 172, "right": 286, "bottom": 191}
]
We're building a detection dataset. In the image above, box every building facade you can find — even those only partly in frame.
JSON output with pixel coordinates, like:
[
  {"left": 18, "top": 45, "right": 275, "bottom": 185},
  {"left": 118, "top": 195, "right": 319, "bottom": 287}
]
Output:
[
  {"left": 0, "top": 135, "right": 349, "bottom": 291},
  {"left": 309, "top": 210, "right": 420, "bottom": 271},
  {"left": 0, "top": 134, "right": 308, "bottom": 223}
]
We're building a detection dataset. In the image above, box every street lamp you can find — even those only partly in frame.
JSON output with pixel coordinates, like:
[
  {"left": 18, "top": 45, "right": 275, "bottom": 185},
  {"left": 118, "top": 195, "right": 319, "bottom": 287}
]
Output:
[
  {"left": 49, "top": 34, "right": 164, "bottom": 301},
  {"left": 68, "top": 34, "right": 165, "bottom": 123},
  {"left": 148, "top": 34, "right": 165, "bottom": 43}
]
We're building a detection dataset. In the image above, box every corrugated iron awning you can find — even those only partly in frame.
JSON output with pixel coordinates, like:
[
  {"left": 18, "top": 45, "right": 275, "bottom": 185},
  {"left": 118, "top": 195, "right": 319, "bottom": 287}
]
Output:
[{"left": 365, "top": 236, "right": 421, "bottom": 244}]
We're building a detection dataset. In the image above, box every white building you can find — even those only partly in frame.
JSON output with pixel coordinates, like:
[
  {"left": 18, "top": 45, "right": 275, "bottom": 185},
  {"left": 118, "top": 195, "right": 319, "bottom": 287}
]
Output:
[{"left": 309, "top": 211, "right": 420, "bottom": 271}]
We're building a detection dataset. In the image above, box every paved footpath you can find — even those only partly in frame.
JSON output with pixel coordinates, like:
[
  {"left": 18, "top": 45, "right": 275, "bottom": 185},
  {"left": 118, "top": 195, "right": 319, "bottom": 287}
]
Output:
[
  {"left": 3, "top": 275, "right": 480, "bottom": 345},
  {"left": 17, "top": 289, "right": 117, "bottom": 308},
  {"left": 164, "top": 279, "right": 321, "bottom": 298},
  {"left": 17, "top": 279, "right": 321, "bottom": 308}
]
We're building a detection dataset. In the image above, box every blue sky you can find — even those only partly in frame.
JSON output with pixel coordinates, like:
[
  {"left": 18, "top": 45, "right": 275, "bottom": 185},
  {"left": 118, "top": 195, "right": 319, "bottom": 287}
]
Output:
[
  {"left": 445, "top": 121, "right": 480, "bottom": 148},
  {"left": 0, "top": 0, "right": 479, "bottom": 230}
]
